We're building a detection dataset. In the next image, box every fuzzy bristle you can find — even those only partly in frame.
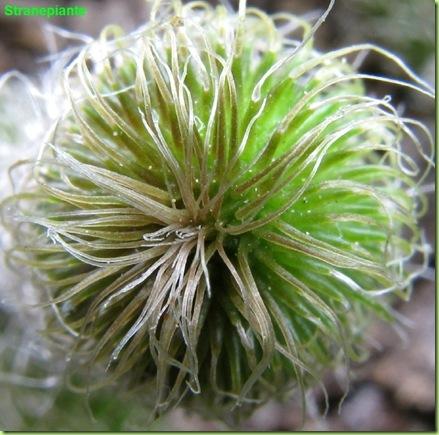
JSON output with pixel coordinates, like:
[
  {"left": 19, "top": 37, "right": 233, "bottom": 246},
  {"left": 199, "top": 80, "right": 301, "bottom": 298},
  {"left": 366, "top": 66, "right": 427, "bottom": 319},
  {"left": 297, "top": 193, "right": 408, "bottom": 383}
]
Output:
[{"left": 0, "top": 0, "right": 433, "bottom": 423}]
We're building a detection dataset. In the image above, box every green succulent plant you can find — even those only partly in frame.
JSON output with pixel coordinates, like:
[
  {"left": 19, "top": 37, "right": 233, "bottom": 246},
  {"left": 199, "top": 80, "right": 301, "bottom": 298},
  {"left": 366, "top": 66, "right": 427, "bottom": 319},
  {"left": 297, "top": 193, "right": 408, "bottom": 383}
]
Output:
[{"left": 1, "top": 0, "right": 433, "bottom": 424}]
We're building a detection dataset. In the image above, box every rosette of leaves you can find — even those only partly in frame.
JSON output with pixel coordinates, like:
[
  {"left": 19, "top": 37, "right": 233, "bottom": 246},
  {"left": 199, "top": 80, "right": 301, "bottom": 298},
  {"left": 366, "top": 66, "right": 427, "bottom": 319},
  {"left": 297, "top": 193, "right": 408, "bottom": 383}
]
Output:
[{"left": 1, "top": 0, "right": 433, "bottom": 423}]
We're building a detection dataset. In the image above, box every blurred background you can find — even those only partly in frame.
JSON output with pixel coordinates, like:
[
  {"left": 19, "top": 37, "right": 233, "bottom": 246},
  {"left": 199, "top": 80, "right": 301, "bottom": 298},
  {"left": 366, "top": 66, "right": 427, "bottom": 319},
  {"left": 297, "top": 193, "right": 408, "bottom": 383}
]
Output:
[{"left": 0, "top": 0, "right": 435, "bottom": 431}]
